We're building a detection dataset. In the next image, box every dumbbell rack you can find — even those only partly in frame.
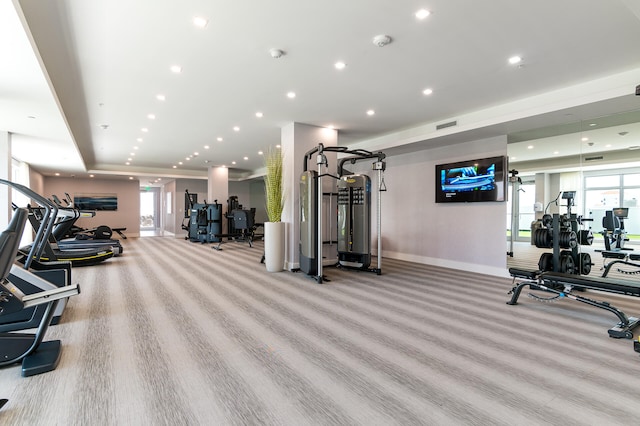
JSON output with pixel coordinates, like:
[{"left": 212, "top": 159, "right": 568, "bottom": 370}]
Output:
[{"left": 535, "top": 213, "right": 592, "bottom": 275}]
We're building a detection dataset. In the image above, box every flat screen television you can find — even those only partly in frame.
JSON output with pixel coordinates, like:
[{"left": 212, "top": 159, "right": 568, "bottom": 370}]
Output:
[{"left": 435, "top": 155, "right": 507, "bottom": 203}]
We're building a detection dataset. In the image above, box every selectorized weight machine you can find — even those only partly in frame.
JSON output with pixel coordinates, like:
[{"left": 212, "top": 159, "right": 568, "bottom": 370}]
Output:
[
  {"left": 182, "top": 190, "right": 222, "bottom": 243},
  {"left": 299, "top": 143, "right": 386, "bottom": 283}
]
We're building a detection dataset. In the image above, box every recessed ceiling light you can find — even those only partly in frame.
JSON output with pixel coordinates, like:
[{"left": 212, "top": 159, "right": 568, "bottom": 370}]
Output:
[
  {"left": 127, "top": 157, "right": 132, "bottom": 161},
  {"left": 141, "top": 128, "right": 148, "bottom": 132},
  {"left": 179, "top": 161, "right": 183, "bottom": 165},
  {"left": 137, "top": 138, "right": 143, "bottom": 142},
  {"left": 606, "top": 144, "right": 612, "bottom": 148},
  {"left": 193, "top": 16, "right": 208, "bottom": 28},
  {"left": 582, "top": 137, "right": 589, "bottom": 142},
  {"left": 553, "top": 151, "right": 559, "bottom": 155},
  {"left": 130, "top": 152, "right": 135, "bottom": 156},
  {"left": 243, "top": 156, "right": 249, "bottom": 160},
  {"left": 527, "top": 145, "right": 534, "bottom": 149},
  {"left": 334, "top": 61, "right": 346, "bottom": 70},
  {"left": 415, "top": 9, "right": 431, "bottom": 19},
  {"left": 133, "top": 146, "right": 139, "bottom": 150},
  {"left": 423, "top": 88, "right": 433, "bottom": 95},
  {"left": 186, "top": 157, "right": 191, "bottom": 161},
  {"left": 232, "top": 161, "right": 236, "bottom": 165},
  {"left": 287, "top": 91, "right": 296, "bottom": 99},
  {"left": 217, "top": 137, "right": 223, "bottom": 142},
  {"left": 156, "top": 94, "right": 166, "bottom": 101},
  {"left": 258, "top": 151, "right": 263, "bottom": 155},
  {"left": 173, "top": 165, "right": 177, "bottom": 168},
  {"left": 276, "top": 145, "right": 281, "bottom": 148},
  {"left": 508, "top": 56, "right": 522, "bottom": 65},
  {"left": 147, "top": 114, "right": 156, "bottom": 120},
  {"left": 55, "top": 173, "right": 60, "bottom": 176},
  {"left": 89, "top": 174, "right": 94, "bottom": 178},
  {"left": 129, "top": 177, "right": 134, "bottom": 180},
  {"left": 367, "top": 109, "right": 375, "bottom": 116},
  {"left": 194, "top": 152, "right": 199, "bottom": 156},
  {"left": 256, "top": 112, "right": 263, "bottom": 118},
  {"left": 204, "top": 145, "right": 210, "bottom": 149},
  {"left": 170, "top": 65, "right": 182, "bottom": 73},
  {"left": 125, "top": 162, "right": 130, "bottom": 165},
  {"left": 589, "top": 123, "right": 597, "bottom": 127},
  {"left": 233, "top": 126, "right": 240, "bottom": 131}
]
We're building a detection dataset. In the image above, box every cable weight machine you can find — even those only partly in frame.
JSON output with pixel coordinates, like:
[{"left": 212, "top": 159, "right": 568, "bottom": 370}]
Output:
[{"left": 300, "top": 143, "right": 386, "bottom": 283}]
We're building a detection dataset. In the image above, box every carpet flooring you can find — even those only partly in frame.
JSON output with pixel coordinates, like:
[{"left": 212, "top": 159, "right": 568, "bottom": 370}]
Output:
[{"left": 1, "top": 237, "right": 640, "bottom": 425}]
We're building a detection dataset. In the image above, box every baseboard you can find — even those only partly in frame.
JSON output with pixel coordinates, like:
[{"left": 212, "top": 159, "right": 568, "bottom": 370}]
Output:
[{"left": 382, "top": 250, "right": 510, "bottom": 278}]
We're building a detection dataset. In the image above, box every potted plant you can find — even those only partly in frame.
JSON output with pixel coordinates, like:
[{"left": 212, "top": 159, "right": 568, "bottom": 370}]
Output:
[{"left": 264, "top": 147, "right": 285, "bottom": 272}]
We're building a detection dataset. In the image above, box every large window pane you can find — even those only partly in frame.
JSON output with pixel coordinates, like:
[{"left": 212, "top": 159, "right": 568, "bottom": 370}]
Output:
[
  {"left": 585, "top": 175, "right": 620, "bottom": 188},
  {"left": 622, "top": 188, "right": 640, "bottom": 237},
  {"left": 585, "top": 189, "right": 620, "bottom": 236},
  {"left": 623, "top": 174, "right": 640, "bottom": 187}
]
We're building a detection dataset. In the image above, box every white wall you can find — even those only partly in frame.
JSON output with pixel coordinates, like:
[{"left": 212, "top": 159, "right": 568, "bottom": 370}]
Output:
[{"left": 380, "top": 136, "right": 508, "bottom": 277}]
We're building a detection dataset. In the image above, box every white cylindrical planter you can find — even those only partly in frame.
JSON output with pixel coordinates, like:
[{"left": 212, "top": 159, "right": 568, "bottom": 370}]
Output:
[{"left": 264, "top": 221, "right": 285, "bottom": 272}]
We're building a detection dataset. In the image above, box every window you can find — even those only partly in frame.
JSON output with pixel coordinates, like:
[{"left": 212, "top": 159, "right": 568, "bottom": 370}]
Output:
[{"left": 584, "top": 171, "right": 640, "bottom": 240}]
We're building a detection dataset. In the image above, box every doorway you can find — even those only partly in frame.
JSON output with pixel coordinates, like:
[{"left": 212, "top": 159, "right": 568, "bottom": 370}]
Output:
[{"left": 140, "top": 187, "right": 161, "bottom": 236}]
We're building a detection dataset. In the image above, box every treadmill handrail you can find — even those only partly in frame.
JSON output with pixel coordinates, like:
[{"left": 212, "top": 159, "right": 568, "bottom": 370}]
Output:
[{"left": 0, "top": 179, "right": 58, "bottom": 268}]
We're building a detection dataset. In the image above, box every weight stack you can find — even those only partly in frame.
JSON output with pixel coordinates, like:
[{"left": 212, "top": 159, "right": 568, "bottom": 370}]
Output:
[
  {"left": 337, "top": 174, "right": 371, "bottom": 269},
  {"left": 299, "top": 170, "right": 318, "bottom": 275}
]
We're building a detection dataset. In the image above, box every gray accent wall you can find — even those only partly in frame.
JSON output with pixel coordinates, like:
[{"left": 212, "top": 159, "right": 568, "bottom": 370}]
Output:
[{"left": 380, "top": 136, "right": 508, "bottom": 276}]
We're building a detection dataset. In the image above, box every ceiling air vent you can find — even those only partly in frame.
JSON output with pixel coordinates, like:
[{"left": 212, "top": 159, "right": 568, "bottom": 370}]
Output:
[
  {"left": 436, "top": 120, "right": 457, "bottom": 130},
  {"left": 585, "top": 155, "right": 604, "bottom": 161}
]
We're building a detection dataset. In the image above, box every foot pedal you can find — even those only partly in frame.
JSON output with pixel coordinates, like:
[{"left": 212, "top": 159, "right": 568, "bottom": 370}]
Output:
[
  {"left": 22, "top": 340, "right": 62, "bottom": 377},
  {"left": 608, "top": 317, "right": 640, "bottom": 339}
]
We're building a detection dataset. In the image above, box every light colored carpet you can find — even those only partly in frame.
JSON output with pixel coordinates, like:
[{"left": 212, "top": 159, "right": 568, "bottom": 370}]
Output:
[{"left": 2, "top": 237, "right": 640, "bottom": 425}]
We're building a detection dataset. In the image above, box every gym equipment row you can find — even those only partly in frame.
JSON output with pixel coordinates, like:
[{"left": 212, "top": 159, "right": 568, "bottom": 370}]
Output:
[
  {"left": 19, "top": 203, "right": 116, "bottom": 267},
  {"left": 299, "top": 143, "right": 386, "bottom": 283},
  {"left": 507, "top": 268, "right": 640, "bottom": 339},
  {"left": 0, "top": 179, "right": 80, "bottom": 377},
  {"left": 51, "top": 193, "right": 127, "bottom": 240}
]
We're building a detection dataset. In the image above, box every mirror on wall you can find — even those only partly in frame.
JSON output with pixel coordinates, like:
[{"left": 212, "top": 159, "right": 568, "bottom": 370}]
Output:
[{"left": 506, "top": 107, "right": 640, "bottom": 267}]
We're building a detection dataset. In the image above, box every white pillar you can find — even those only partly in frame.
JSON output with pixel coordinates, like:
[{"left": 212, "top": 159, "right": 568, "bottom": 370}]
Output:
[
  {"left": 0, "top": 131, "right": 11, "bottom": 226},
  {"left": 208, "top": 166, "right": 229, "bottom": 232},
  {"left": 281, "top": 123, "right": 337, "bottom": 270}
]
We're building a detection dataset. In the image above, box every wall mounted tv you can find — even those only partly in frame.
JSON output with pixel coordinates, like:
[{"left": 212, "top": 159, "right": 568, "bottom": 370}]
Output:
[{"left": 435, "top": 155, "right": 507, "bottom": 203}]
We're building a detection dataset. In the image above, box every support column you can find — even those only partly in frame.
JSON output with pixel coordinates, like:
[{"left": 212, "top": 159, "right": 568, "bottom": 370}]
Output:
[
  {"left": 208, "top": 165, "right": 229, "bottom": 232},
  {"left": 0, "top": 131, "right": 11, "bottom": 226},
  {"left": 281, "top": 122, "right": 337, "bottom": 270}
]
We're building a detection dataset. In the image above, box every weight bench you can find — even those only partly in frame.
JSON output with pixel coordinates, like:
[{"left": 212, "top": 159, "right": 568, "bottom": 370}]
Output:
[
  {"left": 600, "top": 251, "right": 640, "bottom": 277},
  {"left": 507, "top": 267, "right": 640, "bottom": 339}
]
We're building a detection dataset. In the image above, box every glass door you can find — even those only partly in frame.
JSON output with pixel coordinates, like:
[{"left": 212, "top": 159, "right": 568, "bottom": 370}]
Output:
[{"left": 140, "top": 188, "right": 160, "bottom": 234}]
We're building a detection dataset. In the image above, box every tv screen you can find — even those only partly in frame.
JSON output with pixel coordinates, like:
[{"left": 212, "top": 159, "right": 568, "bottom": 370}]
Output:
[{"left": 435, "top": 156, "right": 506, "bottom": 203}]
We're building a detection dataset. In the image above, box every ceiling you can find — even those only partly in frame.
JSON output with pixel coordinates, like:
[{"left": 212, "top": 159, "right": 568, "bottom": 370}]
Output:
[{"left": 2, "top": 0, "right": 640, "bottom": 183}]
